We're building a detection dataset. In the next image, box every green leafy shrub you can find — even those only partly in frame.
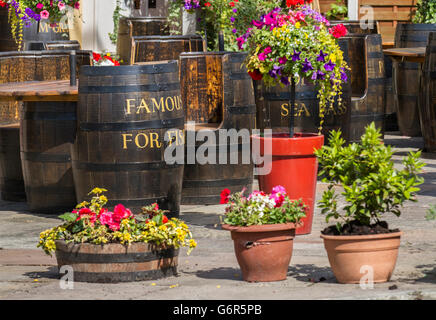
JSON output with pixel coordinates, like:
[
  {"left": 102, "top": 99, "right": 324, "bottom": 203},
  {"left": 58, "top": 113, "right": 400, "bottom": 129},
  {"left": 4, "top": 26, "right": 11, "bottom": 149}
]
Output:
[
  {"left": 314, "top": 123, "right": 425, "bottom": 232},
  {"left": 413, "top": 0, "right": 436, "bottom": 24}
]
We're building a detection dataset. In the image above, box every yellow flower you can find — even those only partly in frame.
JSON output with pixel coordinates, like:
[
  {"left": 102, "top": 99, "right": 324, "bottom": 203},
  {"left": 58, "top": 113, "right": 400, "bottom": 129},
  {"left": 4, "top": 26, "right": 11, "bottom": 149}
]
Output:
[
  {"left": 329, "top": 54, "right": 337, "bottom": 63},
  {"left": 295, "top": 22, "right": 301, "bottom": 29}
]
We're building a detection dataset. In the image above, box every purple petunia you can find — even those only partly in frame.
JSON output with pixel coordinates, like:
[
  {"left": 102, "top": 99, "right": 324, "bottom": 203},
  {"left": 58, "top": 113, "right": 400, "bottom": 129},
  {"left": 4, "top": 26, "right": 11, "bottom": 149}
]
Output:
[
  {"left": 268, "top": 65, "right": 282, "bottom": 79},
  {"left": 302, "top": 58, "right": 314, "bottom": 73},
  {"left": 280, "top": 76, "right": 290, "bottom": 86},
  {"left": 292, "top": 50, "right": 301, "bottom": 61},
  {"left": 317, "top": 50, "right": 328, "bottom": 62},
  {"left": 324, "top": 60, "right": 336, "bottom": 72}
]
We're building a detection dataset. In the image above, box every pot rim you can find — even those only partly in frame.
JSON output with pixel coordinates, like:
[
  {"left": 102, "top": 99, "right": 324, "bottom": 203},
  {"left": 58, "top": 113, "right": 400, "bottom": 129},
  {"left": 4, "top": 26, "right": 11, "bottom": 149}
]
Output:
[
  {"left": 221, "top": 222, "right": 297, "bottom": 233},
  {"left": 251, "top": 132, "right": 324, "bottom": 141},
  {"left": 54, "top": 240, "right": 172, "bottom": 249},
  {"left": 320, "top": 231, "right": 403, "bottom": 241}
]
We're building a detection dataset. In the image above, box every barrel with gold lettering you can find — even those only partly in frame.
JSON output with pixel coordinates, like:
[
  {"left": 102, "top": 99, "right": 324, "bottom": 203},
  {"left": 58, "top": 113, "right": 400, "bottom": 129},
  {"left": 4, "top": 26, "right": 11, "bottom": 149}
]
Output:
[{"left": 73, "top": 61, "right": 184, "bottom": 216}]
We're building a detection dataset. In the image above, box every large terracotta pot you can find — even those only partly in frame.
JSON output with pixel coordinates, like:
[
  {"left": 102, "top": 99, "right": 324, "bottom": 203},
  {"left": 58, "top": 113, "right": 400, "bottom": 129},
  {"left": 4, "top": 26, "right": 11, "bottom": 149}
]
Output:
[
  {"left": 222, "top": 223, "right": 296, "bottom": 282},
  {"left": 251, "top": 133, "right": 324, "bottom": 235},
  {"left": 321, "top": 231, "right": 403, "bottom": 284}
]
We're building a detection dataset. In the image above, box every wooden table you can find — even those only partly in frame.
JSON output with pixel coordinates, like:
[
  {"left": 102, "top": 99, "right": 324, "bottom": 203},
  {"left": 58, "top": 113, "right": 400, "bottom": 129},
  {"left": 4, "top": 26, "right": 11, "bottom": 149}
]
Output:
[
  {"left": 0, "top": 80, "right": 78, "bottom": 102},
  {"left": 383, "top": 47, "right": 426, "bottom": 63},
  {"left": 0, "top": 80, "right": 78, "bottom": 212}
]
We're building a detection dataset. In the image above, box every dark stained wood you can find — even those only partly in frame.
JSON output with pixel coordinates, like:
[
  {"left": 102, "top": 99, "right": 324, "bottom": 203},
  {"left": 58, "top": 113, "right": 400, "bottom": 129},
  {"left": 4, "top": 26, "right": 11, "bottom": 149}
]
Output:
[
  {"left": 55, "top": 240, "right": 178, "bottom": 283},
  {"left": 72, "top": 62, "right": 184, "bottom": 216},
  {"left": 116, "top": 17, "right": 169, "bottom": 65},
  {"left": 419, "top": 32, "right": 436, "bottom": 152},
  {"left": 330, "top": 20, "right": 378, "bottom": 35},
  {"left": 343, "top": 34, "right": 386, "bottom": 142},
  {"left": 0, "top": 123, "right": 25, "bottom": 201},
  {"left": 132, "top": 35, "right": 203, "bottom": 64},
  {"left": 44, "top": 40, "right": 81, "bottom": 51},
  {"left": 384, "top": 47, "right": 426, "bottom": 62},
  {"left": 0, "top": 80, "right": 78, "bottom": 102},
  {"left": 20, "top": 100, "right": 77, "bottom": 213},
  {"left": 180, "top": 52, "right": 255, "bottom": 204},
  {"left": 392, "top": 23, "right": 436, "bottom": 137},
  {"left": 0, "top": 7, "right": 69, "bottom": 52}
]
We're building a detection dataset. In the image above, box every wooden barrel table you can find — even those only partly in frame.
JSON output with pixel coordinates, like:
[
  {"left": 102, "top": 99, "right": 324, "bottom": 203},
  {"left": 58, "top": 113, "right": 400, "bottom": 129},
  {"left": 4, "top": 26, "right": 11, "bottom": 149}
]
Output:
[
  {"left": 393, "top": 23, "right": 436, "bottom": 137},
  {"left": 254, "top": 38, "right": 352, "bottom": 142},
  {"left": 0, "top": 7, "right": 69, "bottom": 51},
  {"left": 330, "top": 20, "right": 378, "bottom": 34},
  {"left": 55, "top": 241, "right": 178, "bottom": 283},
  {"left": 116, "top": 17, "right": 169, "bottom": 65},
  {"left": 180, "top": 52, "right": 255, "bottom": 205},
  {"left": 132, "top": 35, "right": 203, "bottom": 64},
  {"left": 0, "top": 123, "right": 26, "bottom": 201},
  {"left": 72, "top": 62, "right": 184, "bottom": 216}
]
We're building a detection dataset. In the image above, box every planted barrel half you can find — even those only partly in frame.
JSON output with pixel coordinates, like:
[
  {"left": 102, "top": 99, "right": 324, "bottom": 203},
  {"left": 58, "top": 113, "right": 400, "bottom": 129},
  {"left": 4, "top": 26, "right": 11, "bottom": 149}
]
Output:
[
  {"left": 20, "top": 101, "right": 77, "bottom": 212},
  {"left": 133, "top": 35, "right": 203, "bottom": 64},
  {"left": 393, "top": 23, "right": 436, "bottom": 137},
  {"left": 0, "top": 124, "right": 26, "bottom": 201},
  {"left": 180, "top": 52, "right": 255, "bottom": 204},
  {"left": 73, "top": 62, "right": 184, "bottom": 216},
  {"left": 55, "top": 241, "right": 178, "bottom": 283}
]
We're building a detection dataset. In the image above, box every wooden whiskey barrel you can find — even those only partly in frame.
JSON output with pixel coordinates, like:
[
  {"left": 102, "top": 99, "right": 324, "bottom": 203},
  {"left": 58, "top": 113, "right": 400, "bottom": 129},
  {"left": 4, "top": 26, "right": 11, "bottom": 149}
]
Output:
[
  {"left": 180, "top": 52, "right": 255, "bottom": 204},
  {"left": 254, "top": 38, "right": 352, "bottom": 142},
  {"left": 0, "top": 7, "right": 69, "bottom": 52},
  {"left": 20, "top": 101, "right": 77, "bottom": 213},
  {"left": 72, "top": 62, "right": 184, "bottom": 216},
  {"left": 132, "top": 35, "right": 203, "bottom": 64},
  {"left": 116, "top": 17, "right": 170, "bottom": 65},
  {"left": 0, "top": 123, "right": 26, "bottom": 201},
  {"left": 55, "top": 241, "right": 178, "bottom": 283},
  {"left": 419, "top": 32, "right": 436, "bottom": 152},
  {"left": 393, "top": 23, "right": 436, "bottom": 137}
]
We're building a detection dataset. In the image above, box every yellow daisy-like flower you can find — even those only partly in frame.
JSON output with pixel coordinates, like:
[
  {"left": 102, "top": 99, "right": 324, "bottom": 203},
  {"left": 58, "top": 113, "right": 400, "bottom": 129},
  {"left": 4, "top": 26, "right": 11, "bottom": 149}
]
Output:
[{"left": 295, "top": 22, "right": 301, "bottom": 29}]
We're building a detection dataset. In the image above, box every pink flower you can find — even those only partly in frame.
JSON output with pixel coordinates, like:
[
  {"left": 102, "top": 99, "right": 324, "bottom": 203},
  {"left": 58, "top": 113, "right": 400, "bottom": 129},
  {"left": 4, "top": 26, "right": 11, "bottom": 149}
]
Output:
[
  {"left": 40, "top": 10, "right": 49, "bottom": 20},
  {"left": 278, "top": 57, "right": 288, "bottom": 64},
  {"left": 264, "top": 46, "right": 272, "bottom": 55},
  {"left": 270, "top": 185, "right": 287, "bottom": 207},
  {"left": 36, "top": 3, "right": 44, "bottom": 9},
  {"left": 74, "top": 2, "right": 80, "bottom": 9},
  {"left": 113, "top": 204, "right": 133, "bottom": 224},
  {"left": 258, "top": 52, "right": 266, "bottom": 61},
  {"left": 98, "top": 209, "right": 113, "bottom": 225},
  {"left": 58, "top": 2, "right": 66, "bottom": 10},
  {"left": 272, "top": 185, "right": 286, "bottom": 195}
]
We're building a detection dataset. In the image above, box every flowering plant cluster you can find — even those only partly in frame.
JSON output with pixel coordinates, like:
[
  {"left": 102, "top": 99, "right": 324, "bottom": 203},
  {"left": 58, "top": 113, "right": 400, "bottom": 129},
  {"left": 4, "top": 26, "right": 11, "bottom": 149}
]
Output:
[
  {"left": 169, "top": 0, "right": 281, "bottom": 51},
  {"left": 4, "top": 0, "right": 80, "bottom": 49},
  {"left": 92, "top": 52, "right": 121, "bottom": 66},
  {"left": 220, "top": 186, "right": 307, "bottom": 226},
  {"left": 37, "top": 188, "right": 197, "bottom": 255},
  {"left": 240, "top": 3, "right": 349, "bottom": 131}
]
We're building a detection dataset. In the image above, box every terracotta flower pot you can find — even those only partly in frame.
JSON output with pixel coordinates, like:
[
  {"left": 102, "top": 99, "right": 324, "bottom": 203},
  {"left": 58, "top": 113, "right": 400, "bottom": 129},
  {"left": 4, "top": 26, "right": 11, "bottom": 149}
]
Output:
[
  {"left": 222, "top": 223, "right": 296, "bottom": 282},
  {"left": 321, "top": 231, "right": 403, "bottom": 284},
  {"left": 252, "top": 133, "right": 324, "bottom": 235}
]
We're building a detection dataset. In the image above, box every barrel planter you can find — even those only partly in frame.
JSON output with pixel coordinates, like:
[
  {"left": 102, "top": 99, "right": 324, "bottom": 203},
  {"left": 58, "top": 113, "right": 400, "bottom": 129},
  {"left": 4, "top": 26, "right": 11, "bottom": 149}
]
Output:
[
  {"left": 419, "top": 32, "right": 436, "bottom": 152},
  {"left": 116, "top": 17, "right": 170, "bottom": 65},
  {"left": 72, "top": 62, "right": 184, "bottom": 216},
  {"left": 20, "top": 101, "right": 77, "bottom": 212},
  {"left": 393, "top": 23, "right": 436, "bottom": 137},
  {"left": 0, "top": 123, "right": 26, "bottom": 201},
  {"left": 132, "top": 35, "right": 203, "bottom": 64},
  {"left": 179, "top": 52, "right": 255, "bottom": 205},
  {"left": 55, "top": 240, "right": 178, "bottom": 283},
  {"left": 0, "top": 7, "right": 69, "bottom": 52}
]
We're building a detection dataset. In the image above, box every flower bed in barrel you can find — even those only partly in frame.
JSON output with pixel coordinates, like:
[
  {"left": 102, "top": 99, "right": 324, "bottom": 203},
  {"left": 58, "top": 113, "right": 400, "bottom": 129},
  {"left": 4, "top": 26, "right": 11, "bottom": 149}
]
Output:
[
  {"left": 238, "top": 2, "right": 348, "bottom": 235},
  {"left": 220, "top": 186, "right": 306, "bottom": 282},
  {"left": 38, "top": 188, "right": 197, "bottom": 283}
]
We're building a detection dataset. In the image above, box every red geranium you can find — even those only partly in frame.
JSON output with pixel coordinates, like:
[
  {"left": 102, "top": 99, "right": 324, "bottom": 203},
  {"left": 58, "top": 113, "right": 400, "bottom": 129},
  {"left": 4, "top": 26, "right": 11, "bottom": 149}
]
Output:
[
  {"left": 204, "top": 2, "right": 211, "bottom": 7},
  {"left": 248, "top": 69, "right": 263, "bottom": 81},
  {"left": 0, "top": 1, "right": 6, "bottom": 7},
  {"left": 92, "top": 52, "right": 102, "bottom": 62},
  {"left": 329, "top": 24, "right": 347, "bottom": 38},
  {"left": 286, "top": 0, "right": 311, "bottom": 7},
  {"left": 220, "top": 188, "right": 231, "bottom": 204},
  {"left": 162, "top": 215, "right": 169, "bottom": 224}
]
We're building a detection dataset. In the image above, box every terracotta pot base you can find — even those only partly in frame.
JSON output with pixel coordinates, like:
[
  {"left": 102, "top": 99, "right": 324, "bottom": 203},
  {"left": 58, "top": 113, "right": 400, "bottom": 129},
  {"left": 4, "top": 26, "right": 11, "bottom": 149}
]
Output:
[{"left": 321, "top": 232, "right": 402, "bottom": 284}]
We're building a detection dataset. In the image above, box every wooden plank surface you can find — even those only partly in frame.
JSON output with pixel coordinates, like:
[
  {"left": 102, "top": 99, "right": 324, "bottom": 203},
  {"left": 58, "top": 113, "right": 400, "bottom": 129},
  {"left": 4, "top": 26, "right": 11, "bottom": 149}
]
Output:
[
  {"left": 0, "top": 80, "right": 78, "bottom": 102},
  {"left": 383, "top": 47, "right": 426, "bottom": 63}
]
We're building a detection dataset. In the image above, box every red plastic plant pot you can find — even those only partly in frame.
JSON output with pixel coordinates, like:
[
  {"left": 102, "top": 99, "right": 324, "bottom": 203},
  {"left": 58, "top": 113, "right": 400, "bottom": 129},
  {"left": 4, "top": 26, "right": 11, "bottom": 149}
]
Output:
[{"left": 252, "top": 132, "right": 324, "bottom": 235}]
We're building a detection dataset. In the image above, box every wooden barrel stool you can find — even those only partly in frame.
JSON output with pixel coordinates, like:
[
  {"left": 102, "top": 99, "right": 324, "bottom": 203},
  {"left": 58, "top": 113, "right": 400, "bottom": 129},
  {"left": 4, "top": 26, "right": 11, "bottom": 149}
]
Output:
[
  {"left": 254, "top": 38, "right": 352, "bottom": 142},
  {"left": 0, "top": 123, "right": 26, "bottom": 201},
  {"left": 116, "top": 17, "right": 169, "bottom": 65},
  {"left": 342, "top": 34, "right": 385, "bottom": 142},
  {"left": 180, "top": 52, "right": 255, "bottom": 205},
  {"left": 72, "top": 62, "right": 184, "bottom": 216},
  {"left": 132, "top": 35, "right": 203, "bottom": 64},
  {"left": 419, "top": 32, "right": 436, "bottom": 152},
  {"left": 393, "top": 23, "right": 436, "bottom": 137}
]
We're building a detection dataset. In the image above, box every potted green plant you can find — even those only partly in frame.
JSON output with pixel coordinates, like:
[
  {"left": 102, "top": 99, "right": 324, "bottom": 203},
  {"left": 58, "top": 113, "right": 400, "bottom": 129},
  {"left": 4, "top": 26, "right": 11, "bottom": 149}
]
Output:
[
  {"left": 315, "top": 123, "right": 425, "bottom": 284},
  {"left": 325, "top": 0, "right": 348, "bottom": 21},
  {"left": 220, "top": 186, "right": 306, "bottom": 282},
  {"left": 37, "top": 188, "right": 197, "bottom": 283},
  {"left": 240, "top": 2, "right": 349, "bottom": 235}
]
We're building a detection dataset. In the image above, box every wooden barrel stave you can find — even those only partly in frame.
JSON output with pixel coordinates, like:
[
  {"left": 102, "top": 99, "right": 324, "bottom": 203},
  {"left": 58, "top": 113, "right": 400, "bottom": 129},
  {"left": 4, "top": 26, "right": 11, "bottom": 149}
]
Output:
[
  {"left": 73, "top": 62, "right": 184, "bottom": 216},
  {"left": 180, "top": 52, "right": 255, "bottom": 205},
  {"left": 0, "top": 123, "right": 26, "bottom": 201},
  {"left": 55, "top": 240, "right": 178, "bottom": 283}
]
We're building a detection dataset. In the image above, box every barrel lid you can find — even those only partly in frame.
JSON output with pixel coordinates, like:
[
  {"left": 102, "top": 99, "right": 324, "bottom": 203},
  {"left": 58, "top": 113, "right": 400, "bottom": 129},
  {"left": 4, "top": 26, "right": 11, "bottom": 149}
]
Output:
[{"left": 80, "top": 60, "right": 178, "bottom": 76}]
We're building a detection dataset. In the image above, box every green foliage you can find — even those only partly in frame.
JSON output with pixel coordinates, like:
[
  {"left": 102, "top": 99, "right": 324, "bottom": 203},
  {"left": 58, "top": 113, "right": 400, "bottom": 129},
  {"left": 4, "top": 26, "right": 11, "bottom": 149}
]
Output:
[
  {"left": 426, "top": 205, "right": 436, "bottom": 220},
  {"left": 413, "top": 0, "right": 436, "bottom": 24},
  {"left": 315, "top": 123, "right": 426, "bottom": 230},
  {"left": 108, "top": 0, "right": 125, "bottom": 45},
  {"left": 325, "top": 0, "right": 348, "bottom": 21}
]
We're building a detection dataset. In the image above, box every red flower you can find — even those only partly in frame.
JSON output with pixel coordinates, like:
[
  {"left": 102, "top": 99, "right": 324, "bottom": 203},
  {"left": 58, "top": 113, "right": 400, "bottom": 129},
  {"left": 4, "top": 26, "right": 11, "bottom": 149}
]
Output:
[
  {"left": 113, "top": 204, "right": 133, "bottom": 224},
  {"left": 0, "top": 1, "right": 6, "bottom": 7},
  {"left": 162, "top": 215, "right": 169, "bottom": 224},
  {"left": 204, "top": 2, "right": 211, "bottom": 7},
  {"left": 248, "top": 69, "right": 263, "bottom": 81},
  {"left": 75, "top": 207, "right": 97, "bottom": 224},
  {"left": 152, "top": 203, "right": 159, "bottom": 211},
  {"left": 329, "top": 24, "right": 347, "bottom": 38},
  {"left": 229, "top": 1, "right": 235, "bottom": 7},
  {"left": 286, "top": 0, "right": 305, "bottom": 7},
  {"left": 92, "top": 52, "right": 101, "bottom": 62},
  {"left": 220, "top": 188, "right": 231, "bottom": 204}
]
